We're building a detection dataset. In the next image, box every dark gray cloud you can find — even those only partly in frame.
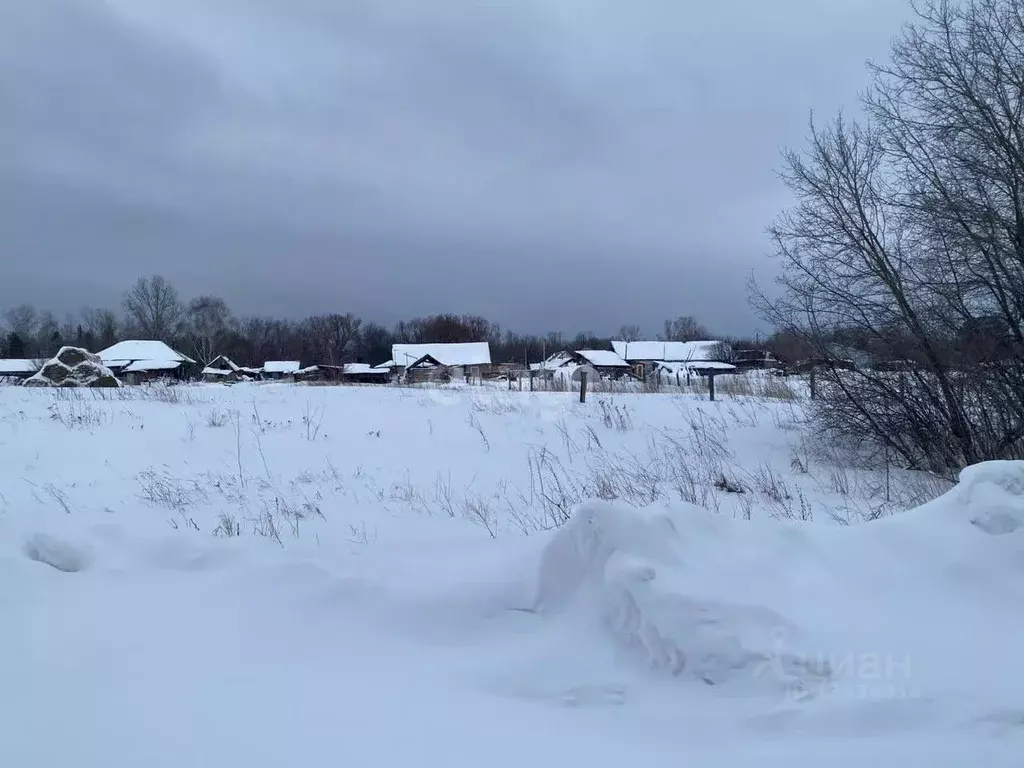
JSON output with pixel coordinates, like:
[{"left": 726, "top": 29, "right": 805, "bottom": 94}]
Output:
[{"left": 1, "top": 0, "right": 909, "bottom": 336}]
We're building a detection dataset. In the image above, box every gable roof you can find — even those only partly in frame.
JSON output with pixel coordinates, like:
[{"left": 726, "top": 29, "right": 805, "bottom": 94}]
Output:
[
  {"left": 207, "top": 355, "right": 241, "bottom": 372},
  {"left": 611, "top": 340, "right": 728, "bottom": 362},
  {"left": 575, "top": 349, "right": 630, "bottom": 368},
  {"left": 392, "top": 342, "right": 491, "bottom": 368},
  {"left": 529, "top": 351, "right": 574, "bottom": 371},
  {"left": 99, "top": 340, "right": 195, "bottom": 366}
]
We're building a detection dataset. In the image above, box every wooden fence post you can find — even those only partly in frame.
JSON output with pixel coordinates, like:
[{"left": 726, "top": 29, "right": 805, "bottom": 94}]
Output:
[
  {"left": 809, "top": 368, "right": 817, "bottom": 400},
  {"left": 708, "top": 372, "right": 716, "bottom": 402},
  {"left": 529, "top": 372, "right": 534, "bottom": 392},
  {"left": 579, "top": 371, "right": 588, "bottom": 403}
]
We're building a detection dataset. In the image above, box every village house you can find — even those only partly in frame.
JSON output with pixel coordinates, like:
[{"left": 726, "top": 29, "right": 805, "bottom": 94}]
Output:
[
  {"left": 98, "top": 340, "right": 197, "bottom": 382},
  {"left": 391, "top": 342, "right": 492, "bottom": 383},
  {"left": 569, "top": 350, "right": 634, "bottom": 379},
  {"left": 611, "top": 340, "right": 734, "bottom": 379}
]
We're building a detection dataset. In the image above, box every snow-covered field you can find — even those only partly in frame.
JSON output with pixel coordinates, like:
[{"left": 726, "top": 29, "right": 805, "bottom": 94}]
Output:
[{"left": 2, "top": 380, "right": 1022, "bottom": 766}]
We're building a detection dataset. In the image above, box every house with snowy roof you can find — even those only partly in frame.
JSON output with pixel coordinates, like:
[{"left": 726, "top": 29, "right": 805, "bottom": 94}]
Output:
[
  {"left": 98, "top": 340, "right": 197, "bottom": 381},
  {"left": 569, "top": 349, "right": 634, "bottom": 379},
  {"left": 261, "top": 360, "right": 301, "bottom": 380},
  {"left": 392, "top": 342, "right": 492, "bottom": 383},
  {"left": 611, "top": 340, "right": 734, "bottom": 378}
]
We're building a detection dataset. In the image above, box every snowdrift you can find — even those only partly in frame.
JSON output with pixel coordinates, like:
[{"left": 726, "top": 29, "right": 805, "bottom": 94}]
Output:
[
  {"left": 534, "top": 500, "right": 831, "bottom": 696},
  {"left": 533, "top": 460, "right": 1024, "bottom": 702}
]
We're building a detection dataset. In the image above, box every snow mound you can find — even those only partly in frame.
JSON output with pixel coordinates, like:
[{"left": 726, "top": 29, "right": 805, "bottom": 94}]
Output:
[
  {"left": 957, "top": 461, "right": 1024, "bottom": 536},
  {"left": 23, "top": 346, "right": 120, "bottom": 388},
  {"left": 535, "top": 501, "right": 830, "bottom": 695},
  {"left": 23, "top": 533, "right": 90, "bottom": 572}
]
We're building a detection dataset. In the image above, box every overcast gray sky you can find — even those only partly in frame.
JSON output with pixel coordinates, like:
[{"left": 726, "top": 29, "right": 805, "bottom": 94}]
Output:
[{"left": 1, "top": 0, "right": 910, "bottom": 337}]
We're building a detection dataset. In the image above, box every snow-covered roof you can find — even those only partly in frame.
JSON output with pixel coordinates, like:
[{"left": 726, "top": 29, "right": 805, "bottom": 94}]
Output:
[
  {"left": 207, "top": 355, "right": 241, "bottom": 372},
  {"left": 123, "top": 360, "right": 183, "bottom": 373},
  {"left": 0, "top": 359, "right": 38, "bottom": 374},
  {"left": 612, "top": 340, "right": 729, "bottom": 363},
  {"left": 656, "top": 360, "right": 737, "bottom": 372},
  {"left": 263, "top": 360, "right": 301, "bottom": 374},
  {"left": 342, "top": 363, "right": 389, "bottom": 375},
  {"left": 202, "top": 367, "right": 231, "bottom": 376},
  {"left": 575, "top": 349, "right": 630, "bottom": 368},
  {"left": 393, "top": 342, "right": 491, "bottom": 368},
  {"left": 373, "top": 359, "right": 395, "bottom": 369},
  {"left": 99, "top": 340, "right": 195, "bottom": 366},
  {"left": 530, "top": 351, "right": 573, "bottom": 371}
]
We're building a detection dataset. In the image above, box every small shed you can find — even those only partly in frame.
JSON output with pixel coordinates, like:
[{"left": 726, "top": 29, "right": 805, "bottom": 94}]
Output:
[
  {"left": 262, "top": 360, "right": 301, "bottom": 380},
  {"left": 0, "top": 359, "right": 41, "bottom": 382},
  {"left": 295, "top": 363, "right": 391, "bottom": 384},
  {"left": 202, "top": 355, "right": 261, "bottom": 383},
  {"left": 570, "top": 350, "right": 634, "bottom": 379},
  {"left": 340, "top": 363, "right": 392, "bottom": 384}
]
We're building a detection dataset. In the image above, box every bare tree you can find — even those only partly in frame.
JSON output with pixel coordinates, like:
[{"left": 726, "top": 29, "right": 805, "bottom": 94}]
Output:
[
  {"left": 123, "top": 276, "right": 184, "bottom": 341},
  {"left": 757, "top": 0, "right": 1024, "bottom": 474},
  {"left": 660, "top": 315, "right": 710, "bottom": 341},
  {"left": 33, "top": 311, "right": 61, "bottom": 356},
  {"left": 81, "top": 307, "right": 119, "bottom": 349},
  {"left": 186, "top": 295, "right": 233, "bottom": 365},
  {"left": 302, "top": 313, "right": 361, "bottom": 365},
  {"left": 4, "top": 304, "right": 39, "bottom": 345},
  {"left": 618, "top": 324, "right": 643, "bottom": 342}
]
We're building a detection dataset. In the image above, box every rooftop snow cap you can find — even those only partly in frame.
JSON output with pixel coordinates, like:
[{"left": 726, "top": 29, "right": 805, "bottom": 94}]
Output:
[
  {"left": 98, "top": 340, "right": 195, "bottom": 366},
  {"left": 612, "top": 340, "right": 729, "bottom": 362},
  {"left": 392, "top": 342, "right": 491, "bottom": 368}
]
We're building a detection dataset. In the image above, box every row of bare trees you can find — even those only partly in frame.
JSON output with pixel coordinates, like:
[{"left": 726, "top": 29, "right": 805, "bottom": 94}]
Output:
[
  {"left": 758, "top": 0, "right": 1024, "bottom": 475},
  {"left": 1, "top": 276, "right": 722, "bottom": 368}
]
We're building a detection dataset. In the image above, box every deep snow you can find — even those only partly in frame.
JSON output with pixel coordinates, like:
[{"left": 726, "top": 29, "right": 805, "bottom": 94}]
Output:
[{"left": 1, "top": 381, "right": 1022, "bottom": 766}]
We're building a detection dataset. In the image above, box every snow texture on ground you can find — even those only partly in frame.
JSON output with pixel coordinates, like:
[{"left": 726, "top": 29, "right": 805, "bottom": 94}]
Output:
[{"left": 1, "top": 381, "right": 1022, "bottom": 766}]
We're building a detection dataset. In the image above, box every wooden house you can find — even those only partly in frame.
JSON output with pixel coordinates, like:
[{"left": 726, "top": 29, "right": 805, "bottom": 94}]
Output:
[
  {"left": 569, "top": 350, "right": 634, "bottom": 379},
  {"left": 392, "top": 343, "right": 492, "bottom": 383},
  {"left": 98, "top": 340, "right": 198, "bottom": 382},
  {"left": 611, "top": 340, "right": 734, "bottom": 379}
]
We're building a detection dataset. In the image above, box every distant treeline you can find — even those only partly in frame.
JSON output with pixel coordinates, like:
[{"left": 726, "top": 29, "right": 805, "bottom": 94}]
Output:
[{"left": 0, "top": 275, "right": 773, "bottom": 367}]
